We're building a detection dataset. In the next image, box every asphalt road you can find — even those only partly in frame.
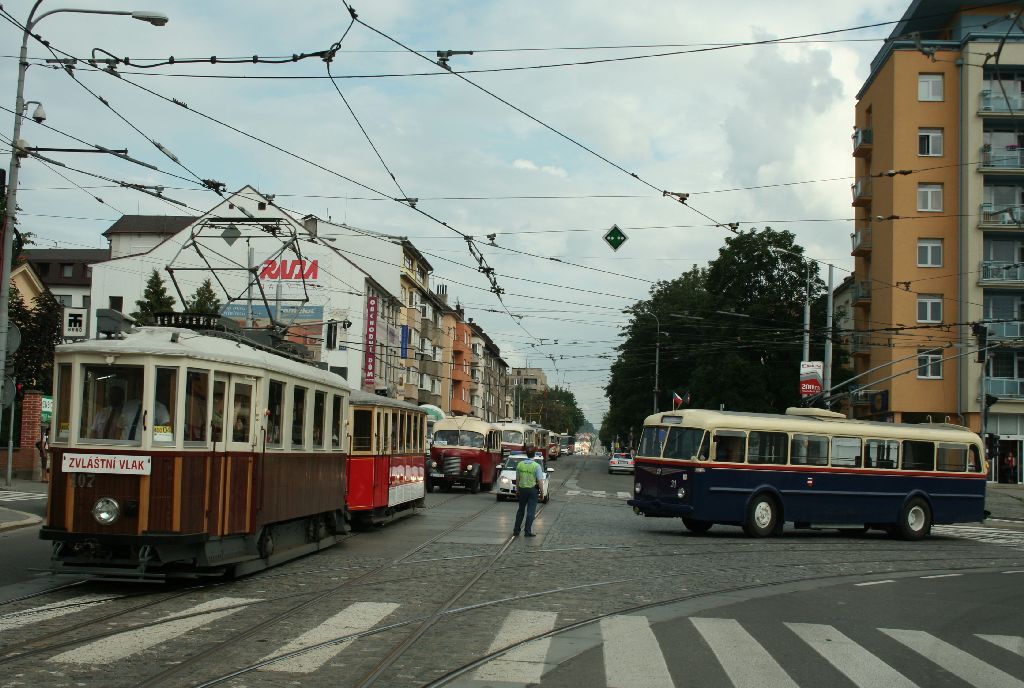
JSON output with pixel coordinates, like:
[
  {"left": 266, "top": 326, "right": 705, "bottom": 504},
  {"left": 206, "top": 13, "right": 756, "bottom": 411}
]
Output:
[{"left": 0, "top": 454, "right": 1021, "bottom": 688}]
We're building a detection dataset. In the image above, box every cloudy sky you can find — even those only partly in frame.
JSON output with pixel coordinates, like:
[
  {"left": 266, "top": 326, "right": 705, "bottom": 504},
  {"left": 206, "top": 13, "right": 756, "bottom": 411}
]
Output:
[{"left": 0, "top": 0, "right": 909, "bottom": 424}]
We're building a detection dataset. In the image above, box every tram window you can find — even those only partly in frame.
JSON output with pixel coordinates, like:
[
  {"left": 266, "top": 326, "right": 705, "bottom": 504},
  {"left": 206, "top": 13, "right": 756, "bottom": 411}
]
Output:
[
  {"left": 638, "top": 427, "right": 667, "bottom": 457},
  {"left": 791, "top": 434, "right": 828, "bottom": 466},
  {"left": 864, "top": 439, "right": 898, "bottom": 469},
  {"left": 267, "top": 380, "right": 284, "bottom": 446},
  {"left": 212, "top": 380, "right": 226, "bottom": 442},
  {"left": 748, "top": 431, "right": 789, "bottom": 465},
  {"left": 969, "top": 445, "right": 982, "bottom": 472},
  {"left": 231, "top": 383, "right": 253, "bottom": 443},
  {"left": 902, "top": 440, "right": 935, "bottom": 471},
  {"left": 313, "top": 391, "right": 326, "bottom": 449},
  {"left": 80, "top": 364, "right": 144, "bottom": 443},
  {"left": 353, "top": 409, "right": 373, "bottom": 452},
  {"left": 184, "top": 369, "right": 209, "bottom": 444},
  {"left": 663, "top": 427, "right": 708, "bottom": 460},
  {"left": 830, "top": 437, "right": 862, "bottom": 468},
  {"left": 292, "top": 386, "right": 307, "bottom": 448},
  {"left": 383, "top": 411, "right": 392, "bottom": 453},
  {"left": 937, "top": 443, "right": 968, "bottom": 472},
  {"left": 55, "top": 363, "right": 71, "bottom": 442},
  {"left": 331, "top": 394, "right": 343, "bottom": 449},
  {"left": 152, "top": 368, "right": 177, "bottom": 444},
  {"left": 713, "top": 430, "right": 746, "bottom": 462}
]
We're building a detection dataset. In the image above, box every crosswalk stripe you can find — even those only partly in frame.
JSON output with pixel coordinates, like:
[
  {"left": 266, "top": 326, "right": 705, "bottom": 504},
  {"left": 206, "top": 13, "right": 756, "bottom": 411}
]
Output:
[
  {"left": 977, "top": 634, "right": 1024, "bottom": 658},
  {"left": 691, "top": 617, "right": 797, "bottom": 688},
  {"left": 0, "top": 595, "right": 116, "bottom": 633},
  {"left": 786, "top": 622, "right": 918, "bottom": 688},
  {"left": 881, "top": 628, "right": 1024, "bottom": 688},
  {"left": 0, "top": 491, "right": 46, "bottom": 499},
  {"left": 616, "top": 491, "right": 631, "bottom": 499},
  {"left": 260, "top": 602, "right": 399, "bottom": 673},
  {"left": 601, "top": 615, "right": 674, "bottom": 688},
  {"left": 50, "top": 597, "right": 258, "bottom": 664},
  {"left": 473, "top": 610, "right": 558, "bottom": 683},
  {"left": 591, "top": 490, "right": 606, "bottom": 496},
  {"left": 566, "top": 490, "right": 580, "bottom": 496}
]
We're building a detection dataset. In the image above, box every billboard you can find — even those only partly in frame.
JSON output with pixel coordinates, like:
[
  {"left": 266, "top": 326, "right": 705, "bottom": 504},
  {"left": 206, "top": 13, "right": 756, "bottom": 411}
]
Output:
[{"left": 799, "top": 361, "right": 824, "bottom": 397}]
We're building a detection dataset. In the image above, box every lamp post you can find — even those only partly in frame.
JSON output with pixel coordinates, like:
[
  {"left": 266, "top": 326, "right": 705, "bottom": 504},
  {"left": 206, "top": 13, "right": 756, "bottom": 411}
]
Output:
[{"left": 0, "top": 2, "right": 168, "bottom": 401}]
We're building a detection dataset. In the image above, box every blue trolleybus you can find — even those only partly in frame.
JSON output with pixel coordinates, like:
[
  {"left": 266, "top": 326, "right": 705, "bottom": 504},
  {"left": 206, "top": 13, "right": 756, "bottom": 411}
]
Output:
[{"left": 627, "top": 407, "right": 987, "bottom": 539}]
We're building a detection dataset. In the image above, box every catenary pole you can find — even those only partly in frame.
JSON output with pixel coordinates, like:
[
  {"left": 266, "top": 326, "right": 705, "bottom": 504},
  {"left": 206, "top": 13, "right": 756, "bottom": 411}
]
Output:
[{"left": 823, "top": 264, "right": 834, "bottom": 401}]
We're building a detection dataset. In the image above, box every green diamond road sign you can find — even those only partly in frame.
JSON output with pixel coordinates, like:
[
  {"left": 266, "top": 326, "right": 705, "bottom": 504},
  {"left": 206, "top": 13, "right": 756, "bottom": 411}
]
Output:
[{"left": 603, "top": 224, "right": 628, "bottom": 251}]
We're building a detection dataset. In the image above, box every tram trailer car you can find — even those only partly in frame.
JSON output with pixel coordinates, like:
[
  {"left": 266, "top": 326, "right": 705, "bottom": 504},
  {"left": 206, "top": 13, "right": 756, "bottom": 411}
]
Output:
[
  {"left": 628, "top": 407, "right": 987, "bottom": 540},
  {"left": 495, "top": 420, "right": 539, "bottom": 457},
  {"left": 346, "top": 389, "right": 429, "bottom": 526},
  {"left": 41, "top": 315, "right": 353, "bottom": 580},
  {"left": 429, "top": 417, "right": 502, "bottom": 493}
]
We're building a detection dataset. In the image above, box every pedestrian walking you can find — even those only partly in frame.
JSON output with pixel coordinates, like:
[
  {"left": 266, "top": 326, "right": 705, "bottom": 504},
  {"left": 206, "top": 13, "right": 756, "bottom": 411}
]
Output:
[{"left": 513, "top": 453, "right": 545, "bottom": 537}]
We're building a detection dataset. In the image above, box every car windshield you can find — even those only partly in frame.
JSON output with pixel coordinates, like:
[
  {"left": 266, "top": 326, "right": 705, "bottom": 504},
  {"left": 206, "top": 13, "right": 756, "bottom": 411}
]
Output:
[{"left": 502, "top": 430, "right": 524, "bottom": 444}]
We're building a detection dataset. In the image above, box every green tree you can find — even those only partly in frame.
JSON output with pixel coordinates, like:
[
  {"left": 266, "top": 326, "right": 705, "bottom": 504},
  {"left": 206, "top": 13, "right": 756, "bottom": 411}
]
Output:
[
  {"left": 8, "top": 289, "right": 63, "bottom": 391},
  {"left": 131, "top": 269, "right": 177, "bottom": 323},
  {"left": 185, "top": 278, "right": 222, "bottom": 315},
  {"left": 518, "top": 385, "right": 586, "bottom": 434}
]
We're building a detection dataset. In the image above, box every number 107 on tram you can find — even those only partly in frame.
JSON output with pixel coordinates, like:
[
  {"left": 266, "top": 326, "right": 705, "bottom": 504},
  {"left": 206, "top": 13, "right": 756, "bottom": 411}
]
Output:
[{"left": 627, "top": 407, "right": 987, "bottom": 540}]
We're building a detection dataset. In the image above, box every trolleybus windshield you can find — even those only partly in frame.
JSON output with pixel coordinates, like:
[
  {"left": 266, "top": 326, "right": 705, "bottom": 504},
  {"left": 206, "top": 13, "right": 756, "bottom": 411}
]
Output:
[{"left": 434, "top": 429, "right": 485, "bottom": 448}]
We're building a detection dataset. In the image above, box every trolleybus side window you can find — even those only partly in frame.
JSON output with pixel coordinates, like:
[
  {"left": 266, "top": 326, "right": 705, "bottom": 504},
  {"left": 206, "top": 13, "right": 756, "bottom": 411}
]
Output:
[
  {"left": 902, "top": 440, "right": 935, "bottom": 471},
  {"left": 353, "top": 408, "right": 373, "bottom": 451},
  {"left": 55, "top": 363, "right": 71, "bottom": 441},
  {"left": 267, "top": 380, "right": 284, "bottom": 446},
  {"left": 748, "top": 431, "right": 789, "bottom": 465},
  {"left": 713, "top": 430, "right": 746, "bottom": 462},
  {"left": 331, "top": 394, "right": 343, "bottom": 449},
  {"left": 80, "top": 364, "right": 144, "bottom": 444},
  {"left": 638, "top": 426, "right": 666, "bottom": 457},
  {"left": 663, "top": 427, "right": 708, "bottom": 460},
  {"left": 212, "top": 379, "right": 226, "bottom": 442},
  {"left": 830, "top": 436, "right": 862, "bottom": 468},
  {"left": 152, "top": 367, "right": 177, "bottom": 445},
  {"left": 936, "top": 443, "right": 968, "bottom": 472},
  {"left": 313, "top": 390, "right": 326, "bottom": 449},
  {"left": 791, "top": 434, "right": 828, "bottom": 466},
  {"left": 864, "top": 438, "right": 898, "bottom": 468},
  {"left": 969, "top": 444, "right": 982, "bottom": 472},
  {"left": 231, "top": 382, "right": 253, "bottom": 443},
  {"left": 291, "top": 386, "right": 307, "bottom": 449},
  {"left": 184, "top": 368, "right": 209, "bottom": 444}
]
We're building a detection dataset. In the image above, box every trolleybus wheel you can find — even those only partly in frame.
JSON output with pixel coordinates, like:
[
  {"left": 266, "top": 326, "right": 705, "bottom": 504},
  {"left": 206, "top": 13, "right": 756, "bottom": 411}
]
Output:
[
  {"left": 897, "top": 497, "right": 931, "bottom": 541},
  {"left": 743, "top": 493, "right": 779, "bottom": 538},
  {"left": 681, "top": 517, "right": 713, "bottom": 534}
]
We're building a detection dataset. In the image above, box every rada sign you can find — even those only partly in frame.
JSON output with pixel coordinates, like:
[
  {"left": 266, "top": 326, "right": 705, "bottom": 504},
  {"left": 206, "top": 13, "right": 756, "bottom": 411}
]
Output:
[{"left": 259, "top": 259, "right": 319, "bottom": 281}]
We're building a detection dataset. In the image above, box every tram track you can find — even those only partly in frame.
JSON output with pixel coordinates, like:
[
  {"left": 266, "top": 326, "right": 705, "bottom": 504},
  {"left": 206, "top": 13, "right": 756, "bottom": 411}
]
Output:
[{"left": 0, "top": 580, "right": 86, "bottom": 607}]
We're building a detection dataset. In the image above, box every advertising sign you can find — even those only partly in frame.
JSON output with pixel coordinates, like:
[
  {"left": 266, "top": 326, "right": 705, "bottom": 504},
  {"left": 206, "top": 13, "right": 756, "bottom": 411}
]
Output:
[
  {"left": 400, "top": 325, "right": 410, "bottom": 359},
  {"left": 799, "top": 360, "right": 824, "bottom": 397},
  {"left": 41, "top": 395, "right": 53, "bottom": 424},
  {"left": 363, "top": 296, "right": 379, "bottom": 387},
  {"left": 62, "top": 453, "right": 152, "bottom": 475},
  {"left": 62, "top": 307, "right": 88, "bottom": 339}
]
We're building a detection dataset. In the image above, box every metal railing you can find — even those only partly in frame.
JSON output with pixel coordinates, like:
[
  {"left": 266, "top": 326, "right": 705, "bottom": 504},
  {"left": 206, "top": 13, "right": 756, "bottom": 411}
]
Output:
[
  {"left": 986, "top": 320, "right": 1024, "bottom": 339},
  {"left": 851, "top": 227, "right": 872, "bottom": 253},
  {"left": 852, "top": 280, "right": 872, "bottom": 303},
  {"left": 985, "top": 378, "right": 1024, "bottom": 398},
  {"left": 851, "top": 177, "right": 872, "bottom": 203},
  {"left": 981, "top": 260, "right": 1024, "bottom": 282},
  {"left": 979, "top": 202, "right": 1024, "bottom": 225},
  {"left": 981, "top": 146, "right": 1024, "bottom": 168},
  {"left": 852, "top": 127, "right": 873, "bottom": 151},
  {"left": 979, "top": 90, "right": 1024, "bottom": 113}
]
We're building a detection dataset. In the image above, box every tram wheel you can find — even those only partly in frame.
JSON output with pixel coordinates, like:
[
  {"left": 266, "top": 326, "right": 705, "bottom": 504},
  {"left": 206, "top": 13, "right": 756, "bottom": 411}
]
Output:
[
  {"left": 681, "top": 517, "right": 713, "bottom": 534},
  {"left": 743, "top": 493, "right": 779, "bottom": 538},
  {"left": 896, "top": 497, "right": 931, "bottom": 541}
]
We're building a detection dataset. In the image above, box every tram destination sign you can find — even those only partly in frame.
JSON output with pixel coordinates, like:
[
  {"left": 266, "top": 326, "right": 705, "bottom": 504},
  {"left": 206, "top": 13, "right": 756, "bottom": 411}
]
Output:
[
  {"left": 62, "top": 453, "right": 152, "bottom": 475},
  {"left": 152, "top": 312, "right": 223, "bottom": 330}
]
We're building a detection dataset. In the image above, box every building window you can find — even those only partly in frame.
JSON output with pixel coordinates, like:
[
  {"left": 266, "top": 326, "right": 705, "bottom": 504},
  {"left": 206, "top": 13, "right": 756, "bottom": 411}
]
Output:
[
  {"left": 83, "top": 295, "right": 90, "bottom": 311},
  {"left": 917, "top": 294, "right": 943, "bottom": 323},
  {"left": 60, "top": 264, "right": 73, "bottom": 278},
  {"left": 54, "top": 294, "right": 72, "bottom": 307},
  {"left": 917, "top": 183, "right": 943, "bottom": 212},
  {"left": 918, "top": 73, "right": 944, "bottom": 101},
  {"left": 918, "top": 128, "right": 943, "bottom": 156},
  {"left": 917, "top": 239, "right": 943, "bottom": 267},
  {"left": 109, "top": 296, "right": 123, "bottom": 312},
  {"left": 918, "top": 349, "right": 943, "bottom": 379}
]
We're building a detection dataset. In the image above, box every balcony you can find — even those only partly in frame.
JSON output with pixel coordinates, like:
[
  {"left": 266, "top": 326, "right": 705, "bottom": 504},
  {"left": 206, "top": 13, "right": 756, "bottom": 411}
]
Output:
[
  {"left": 985, "top": 378, "right": 1024, "bottom": 399},
  {"left": 851, "top": 228, "right": 872, "bottom": 256},
  {"left": 979, "top": 202, "right": 1024, "bottom": 228},
  {"left": 422, "top": 359, "right": 443, "bottom": 378},
  {"left": 979, "top": 89, "right": 1024, "bottom": 115},
  {"left": 851, "top": 177, "right": 872, "bottom": 207},
  {"left": 852, "top": 280, "right": 872, "bottom": 305},
  {"left": 852, "top": 127, "right": 873, "bottom": 157},
  {"left": 851, "top": 332, "right": 871, "bottom": 357},
  {"left": 980, "top": 145, "right": 1024, "bottom": 171},
  {"left": 980, "top": 260, "right": 1024, "bottom": 284},
  {"left": 417, "top": 388, "right": 433, "bottom": 404},
  {"left": 987, "top": 321, "right": 1024, "bottom": 339}
]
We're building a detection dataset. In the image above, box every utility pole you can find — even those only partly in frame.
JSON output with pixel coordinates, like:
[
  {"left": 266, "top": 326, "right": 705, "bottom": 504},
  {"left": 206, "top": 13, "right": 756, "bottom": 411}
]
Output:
[
  {"left": 802, "top": 262, "right": 811, "bottom": 362},
  {"left": 823, "top": 264, "right": 834, "bottom": 401},
  {"left": 245, "top": 241, "right": 254, "bottom": 328}
]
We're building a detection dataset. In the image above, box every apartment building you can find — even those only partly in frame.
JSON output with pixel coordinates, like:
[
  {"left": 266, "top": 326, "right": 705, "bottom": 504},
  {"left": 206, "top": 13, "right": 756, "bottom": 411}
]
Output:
[
  {"left": 852, "top": 1, "right": 1023, "bottom": 482},
  {"left": 511, "top": 367, "right": 549, "bottom": 392}
]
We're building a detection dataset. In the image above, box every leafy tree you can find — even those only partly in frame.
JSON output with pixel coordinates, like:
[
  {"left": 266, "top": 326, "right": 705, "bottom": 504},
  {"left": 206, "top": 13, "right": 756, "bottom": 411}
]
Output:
[
  {"left": 517, "top": 385, "right": 586, "bottom": 434},
  {"left": 8, "top": 288, "right": 62, "bottom": 391},
  {"left": 185, "top": 278, "right": 222, "bottom": 315},
  {"left": 131, "top": 269, "right": 177, "bottom": 323}
]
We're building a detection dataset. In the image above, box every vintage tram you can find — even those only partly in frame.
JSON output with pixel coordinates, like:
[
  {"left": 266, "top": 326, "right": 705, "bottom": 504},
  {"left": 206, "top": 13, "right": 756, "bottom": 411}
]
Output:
[
  {"left": 428, "top": 416, "right": 503, "bottom": 492},
  {"left": 495, "top": 419, "right": 538, "bottom": 457}
]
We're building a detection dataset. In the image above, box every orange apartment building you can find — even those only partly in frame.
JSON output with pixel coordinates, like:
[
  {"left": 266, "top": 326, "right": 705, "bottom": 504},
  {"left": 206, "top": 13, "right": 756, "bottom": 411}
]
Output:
[{"left": 853, "top": 0, "right": 1023, "bottom": 483}]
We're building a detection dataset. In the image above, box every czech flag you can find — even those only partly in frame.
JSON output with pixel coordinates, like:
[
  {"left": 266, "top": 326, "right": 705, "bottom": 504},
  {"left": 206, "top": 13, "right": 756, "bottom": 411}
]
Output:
[{"left": 672, "top": 392, "right": 683, "bottom": 408}]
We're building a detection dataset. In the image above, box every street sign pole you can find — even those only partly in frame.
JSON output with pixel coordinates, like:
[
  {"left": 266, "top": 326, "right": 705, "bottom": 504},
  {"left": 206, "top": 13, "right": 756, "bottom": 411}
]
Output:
[{"left": 5, "top": 377, "right": 15, "bottom": 488}]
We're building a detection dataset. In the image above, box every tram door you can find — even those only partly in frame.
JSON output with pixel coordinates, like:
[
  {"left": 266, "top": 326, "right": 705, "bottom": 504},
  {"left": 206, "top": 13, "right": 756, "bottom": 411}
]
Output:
[{"left": 219, "top": 376, "right": 258, "bottom": 534}]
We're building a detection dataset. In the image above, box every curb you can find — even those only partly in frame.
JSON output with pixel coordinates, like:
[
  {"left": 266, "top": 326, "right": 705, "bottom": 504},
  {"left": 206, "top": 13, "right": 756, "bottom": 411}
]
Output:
[{"left": 0, "top": 510, "right": 42, "bottom": 533}]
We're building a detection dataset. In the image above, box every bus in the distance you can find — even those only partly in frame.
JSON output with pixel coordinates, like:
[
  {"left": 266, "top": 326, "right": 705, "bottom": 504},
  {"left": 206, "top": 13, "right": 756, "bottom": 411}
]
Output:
[{"left": 627, "top": 407, "right": 986, "bottom": 540}]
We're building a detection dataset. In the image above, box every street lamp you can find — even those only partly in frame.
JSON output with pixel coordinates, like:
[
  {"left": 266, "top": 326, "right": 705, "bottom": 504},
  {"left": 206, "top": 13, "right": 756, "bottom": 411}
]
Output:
[
  {"left": 624, "top": 309, "right": 662, "bottom": 414},
  {"left": 0, "top": 2, "right": 168, "bottom": 401}
]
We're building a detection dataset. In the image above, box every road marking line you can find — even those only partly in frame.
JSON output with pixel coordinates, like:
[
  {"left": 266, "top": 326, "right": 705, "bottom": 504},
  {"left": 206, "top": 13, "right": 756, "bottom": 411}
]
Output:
[
  {"left": 601, "top": 615, "right": 674, "bottom": 688},
  {"left": 566, "top": 490, "right": 580, "bottom": 496},
  {"left": 591, "top": 490, "right": 606, "bottom": 497},
  {"left": 473, "top": 609, "right": 558, "bottom": 683},
  {"left": 50, "top": 597, "right": 259, "bottom": 664},
  {"left": 0, "top": 595, "right": 116, "bottom": 632},
  {"left": 920, "top": 573, "right": 963, "bottom": 579},
  {"left": 617, "top": 491, "right": 632, "bottom": 499},
  {"left": 855, "top": 580, "right": 895, "bottom": 586},
  {"left": 881, "top": 628, "right": 1024, "bottom": 688},
  {"left": 786, "top": 622, "right": 918, "bottom": 688},
  {"left": 260, "top": 602, "right": 399, "bottom": 673},
  {"left": 977, "top": 634, "right": 1024, "bottom": 658},
  {"left": 1003, "top": 570, "right": 1024, "bottom": 574},
  {"left": 691, "top": 617, "right": 797, "bottom": 688}
]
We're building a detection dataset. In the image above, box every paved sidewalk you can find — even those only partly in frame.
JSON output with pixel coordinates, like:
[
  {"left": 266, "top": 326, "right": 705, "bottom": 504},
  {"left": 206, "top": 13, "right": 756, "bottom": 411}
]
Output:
[
  {"left": 987, "top": 483, "right": 1024, "bottom": 520},
  {"left": 0, "top": 505, "right": 41, "bottom": 532},
  {"left": 2, "top": 477, "right": 49, "bottom": 494}
]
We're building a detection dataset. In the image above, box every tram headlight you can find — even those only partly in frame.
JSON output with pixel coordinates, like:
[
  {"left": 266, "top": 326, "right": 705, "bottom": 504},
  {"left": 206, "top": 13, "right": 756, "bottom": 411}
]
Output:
[
  {"left": 92, "top": 497, "right": 121, "bottom": 525},
  {"left": 677, "top": 488, "right": 686, "bottom": 499},
  {"left": 634, "top": 482, "right": 641, "bottom": 494}
]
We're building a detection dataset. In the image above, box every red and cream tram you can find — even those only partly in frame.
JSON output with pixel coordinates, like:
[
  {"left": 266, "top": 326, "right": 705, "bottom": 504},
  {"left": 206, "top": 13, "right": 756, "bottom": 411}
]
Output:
[
  {"left": 346, "top": 389, "right": 428, "bottom": 526},
  {"left": 428, "top": 417, "right": 503, "bottom": 493},
  {"left": 495, "top": 420, "right": 538, "bottom": 457},
  {"left": 42, "top": 313, "right": 351, "bottom": 579}
]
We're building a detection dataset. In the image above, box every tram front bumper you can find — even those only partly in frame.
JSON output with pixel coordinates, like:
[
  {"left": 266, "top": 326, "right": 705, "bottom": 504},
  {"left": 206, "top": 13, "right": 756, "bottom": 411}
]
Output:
[{"left": 627, "top": 497, "right": 693, "bottom": 518}]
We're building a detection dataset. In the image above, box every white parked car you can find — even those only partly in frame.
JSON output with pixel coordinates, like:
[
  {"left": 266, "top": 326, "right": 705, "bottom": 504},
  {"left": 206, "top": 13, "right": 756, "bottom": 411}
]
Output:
[
  {"left": 496, "top": 452, "right": 552, "bottom": 503},
  {"left": 608, "top": 452, "right": 635, "bottom": 474}
]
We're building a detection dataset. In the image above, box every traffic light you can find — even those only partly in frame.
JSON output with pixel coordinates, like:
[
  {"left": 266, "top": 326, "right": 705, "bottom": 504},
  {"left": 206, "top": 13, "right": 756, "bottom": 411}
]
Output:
[
  {"left": 972, "top": 322, "right": 989, "bottom": 362},
  {"left": 14, "top": 382, "right": 23, "bottom": 402},
  {"left": 985, "top": 433, "right": 1000, "bottom": 461}
]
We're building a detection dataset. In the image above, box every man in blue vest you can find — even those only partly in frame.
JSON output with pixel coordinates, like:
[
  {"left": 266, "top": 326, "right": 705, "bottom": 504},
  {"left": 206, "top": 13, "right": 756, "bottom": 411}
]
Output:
[{"left": 513, "top": 453, "right": 545, "bottom": 537}]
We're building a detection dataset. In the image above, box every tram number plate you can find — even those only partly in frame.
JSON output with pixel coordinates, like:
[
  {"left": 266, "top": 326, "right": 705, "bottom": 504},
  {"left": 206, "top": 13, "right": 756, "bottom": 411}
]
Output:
[{"left": 72, "top": 473, "right": 95, "bottom": 489}]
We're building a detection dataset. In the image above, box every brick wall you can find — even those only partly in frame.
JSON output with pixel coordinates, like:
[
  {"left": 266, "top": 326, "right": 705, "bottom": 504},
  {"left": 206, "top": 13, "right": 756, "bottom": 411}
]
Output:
[{"left": 11, "top": 390, "right": 42, "bottom": 479}]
